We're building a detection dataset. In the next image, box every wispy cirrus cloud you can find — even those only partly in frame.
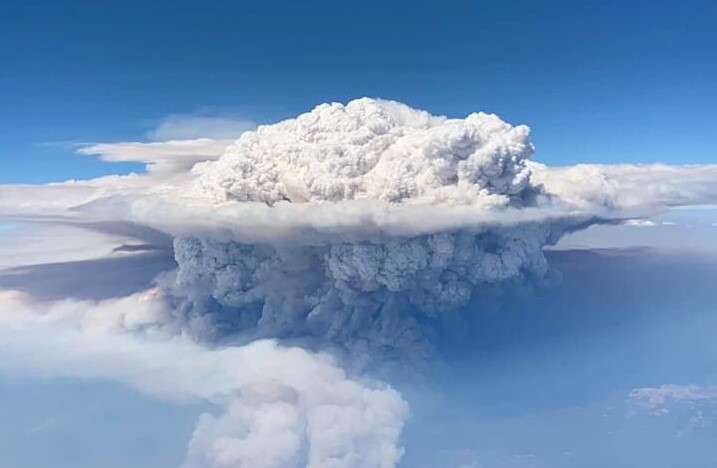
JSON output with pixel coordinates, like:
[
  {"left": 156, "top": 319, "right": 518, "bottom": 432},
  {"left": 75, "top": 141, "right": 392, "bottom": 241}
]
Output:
[
  {"left": 146, "top": 115, "right": 256, "bottom": 141},
  {"left": 77, "top": 138, "right": 233, "bottom": 174},
  {"left": 629, "top": 384, "right": 717, "bottom": 414}
]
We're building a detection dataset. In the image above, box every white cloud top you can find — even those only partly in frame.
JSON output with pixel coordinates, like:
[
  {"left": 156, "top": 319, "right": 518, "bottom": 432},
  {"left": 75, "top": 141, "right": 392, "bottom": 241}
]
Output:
[{"left": 196, "top": 98, "right": 533, "bottom": 206}]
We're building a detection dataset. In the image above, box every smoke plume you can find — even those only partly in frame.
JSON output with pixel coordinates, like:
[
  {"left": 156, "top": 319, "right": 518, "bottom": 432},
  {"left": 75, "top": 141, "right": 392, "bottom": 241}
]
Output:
[
  {"left": 3, "top": 98, "right": 717, "bottom": 467},
  {"left": 163, "top": 99, "right": 575, "bottom": 367}
]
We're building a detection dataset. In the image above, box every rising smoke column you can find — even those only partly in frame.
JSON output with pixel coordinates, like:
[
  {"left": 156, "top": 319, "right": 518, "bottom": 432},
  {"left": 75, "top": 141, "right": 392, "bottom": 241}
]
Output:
[
  {"left": 168, "top": 98, "right": 569, "bottom": 366},
  {"left": 0, "top": 290, "right": 408, "bottom": 468}
]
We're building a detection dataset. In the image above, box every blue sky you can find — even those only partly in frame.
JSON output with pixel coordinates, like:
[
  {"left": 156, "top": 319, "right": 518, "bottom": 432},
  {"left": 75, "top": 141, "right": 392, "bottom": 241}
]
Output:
[
  {"left": 0, "top": 378, "right": 202, "bottom": 468},
  {"left": 2, "top": 0, "right": 716, "bottom": 183}
]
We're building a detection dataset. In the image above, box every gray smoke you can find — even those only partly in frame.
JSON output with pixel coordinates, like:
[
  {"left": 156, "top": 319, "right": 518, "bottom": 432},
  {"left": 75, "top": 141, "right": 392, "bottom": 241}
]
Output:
[{"left": 165, "top": 99, "right": 572, "bottom": 368}]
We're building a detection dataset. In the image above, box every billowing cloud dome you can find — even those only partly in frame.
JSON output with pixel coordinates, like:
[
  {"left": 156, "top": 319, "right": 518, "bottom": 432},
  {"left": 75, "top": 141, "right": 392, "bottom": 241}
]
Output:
[{"left": 195, "top": 98, "right": 535, "bottom": 206}]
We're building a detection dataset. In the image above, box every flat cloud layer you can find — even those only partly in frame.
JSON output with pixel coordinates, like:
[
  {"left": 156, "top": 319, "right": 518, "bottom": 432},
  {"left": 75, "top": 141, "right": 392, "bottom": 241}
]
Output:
[
  {"left": 79, "top": 138, "right": 234, "bottom": 174},
  {"left": 2, "top": 98, "right": 717, "bottom": 467}
]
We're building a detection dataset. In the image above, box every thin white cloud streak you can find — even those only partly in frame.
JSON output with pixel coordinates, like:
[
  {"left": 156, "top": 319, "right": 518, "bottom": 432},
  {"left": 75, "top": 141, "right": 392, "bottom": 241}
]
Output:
[
  {"left": 147, "top": 116, "right": 257, "bottom": 141},
  {"left": 623, "top": 219, "right": 657, "bottom": 227},
  {"left": 77, "top": 115, "right": 256, "bottom": 175},
  {"left": 78, "top": 139, "right": 234, "bottom": 174},
  {"left": 629, "top": 384, "right": 717, "bottom": 412},
  {"left": 0, "top": 223, "right": 128, "bottom": 269},
  {"left": 0, "top": 291, "right": 408, "bottom": 468},
  {"left": 195, "top": 99, "right": 533, "bottom": 205}
]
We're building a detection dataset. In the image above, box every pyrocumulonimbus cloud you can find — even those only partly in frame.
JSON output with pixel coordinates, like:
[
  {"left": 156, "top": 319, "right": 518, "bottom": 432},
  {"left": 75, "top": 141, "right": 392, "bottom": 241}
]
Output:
[{"left": 2, "top": 98, "right": 717, "bottom": 467}]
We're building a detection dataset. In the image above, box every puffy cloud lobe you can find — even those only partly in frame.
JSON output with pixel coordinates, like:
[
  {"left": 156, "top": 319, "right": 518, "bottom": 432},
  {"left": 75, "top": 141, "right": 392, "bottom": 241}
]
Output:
[
  {"left": 195, "top": 98, "right": 535, "bottom": 205},
  {"left": 184, "top": 378, "right": 406, "bottom": 468},
  {"left": 77, "top": 114, "right": 256, "bottom": 175}
]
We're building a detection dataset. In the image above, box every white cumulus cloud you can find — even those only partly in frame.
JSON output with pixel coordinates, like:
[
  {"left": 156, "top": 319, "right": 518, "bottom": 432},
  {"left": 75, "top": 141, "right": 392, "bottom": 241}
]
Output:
[{"left": 195, "top": 98, "right": 534, "bottom": 206}]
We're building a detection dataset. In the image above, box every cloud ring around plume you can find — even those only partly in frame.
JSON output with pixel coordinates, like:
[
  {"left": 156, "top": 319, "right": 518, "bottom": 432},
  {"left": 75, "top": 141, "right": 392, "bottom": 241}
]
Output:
[{"left": 3, "top": 99, "right": 717, "bottom": 245}]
